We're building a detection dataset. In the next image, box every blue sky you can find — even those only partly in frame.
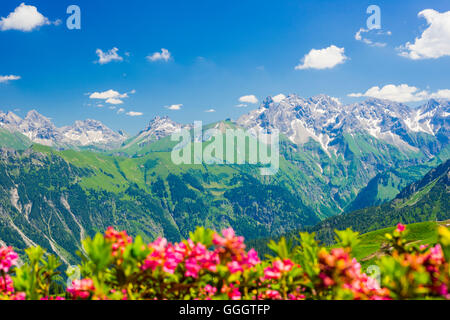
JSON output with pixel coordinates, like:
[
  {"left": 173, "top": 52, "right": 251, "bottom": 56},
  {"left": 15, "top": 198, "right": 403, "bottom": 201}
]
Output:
[{"left": 0, "top": 0, "right": 449, "bottom": 134}]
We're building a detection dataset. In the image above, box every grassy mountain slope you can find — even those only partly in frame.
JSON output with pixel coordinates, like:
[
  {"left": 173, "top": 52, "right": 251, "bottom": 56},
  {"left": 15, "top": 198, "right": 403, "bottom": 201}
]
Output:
[
  {"left": 345, "top": 147, "right": 449, "bottom": 212},
  {"left": 248, "top": 160, "right": 449, "bottom": 257},
  {"left": 114, "top": 118, "right": 443, "bottom": 219},
  {"left": 0, "top": 118, "right": 447, "bottom": 264},
  {"left": 307, "top": 159, "right": 450, "bottom": 245},
  {"left": 351, "top": 220, "right": 450, "bottom": 267},
  {"left": 0, "top": 128, "right": 32, "bottom": 150},
  {"left": 276, "top": 132, "right": 436, "bottom": 218},
  {"left": 0, "top": 141, "right": 319, "bottom": 264}
]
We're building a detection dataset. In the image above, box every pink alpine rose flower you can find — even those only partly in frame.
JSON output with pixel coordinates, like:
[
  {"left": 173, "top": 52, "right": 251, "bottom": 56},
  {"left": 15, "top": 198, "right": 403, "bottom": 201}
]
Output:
[
  {"left": 395, "top": 223, "right": 406, "bottom": 233},
  {"left": 0, "top": 247, "right": 18, "bottom": 273}
]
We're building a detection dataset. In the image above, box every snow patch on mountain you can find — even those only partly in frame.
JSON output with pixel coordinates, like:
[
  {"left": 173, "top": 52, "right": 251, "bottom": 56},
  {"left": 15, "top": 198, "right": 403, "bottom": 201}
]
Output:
[
  {"left": 123, "top": 116, "right": 191, "bottom": 149},
  {"left": 237, "top": 94, "right": 449, "bottom": 155},
  {"left": 0, "top": 110, "right": 126, "bottom": 148}
]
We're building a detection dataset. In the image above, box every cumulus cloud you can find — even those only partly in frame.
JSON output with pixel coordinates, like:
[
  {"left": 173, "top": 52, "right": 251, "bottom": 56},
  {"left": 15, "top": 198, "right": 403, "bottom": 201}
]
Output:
[
  {"left": 295, "top": 45, "right": 348, "bottom": 70},
  {"left": 0, "top": 3, "right": 56, "bottom": 32},
  {"left": 117, "top": 108, "right": 125, "bottom": 114},
  {"left": 431, "top": 89, "right": 450, "bottom": 100},
  {"left": 89, "top": 89, "right": 128, "bottom": 100},
  {"left": 147, "top": 48, "right": 171, "bottom": 62},
  {"left": 204, "top": 109, "right": 216, "bottom": 113},
  {"left": 165, "top": 104, "right": 182, "bottom": 110},
  {"left": 355, "top": 28, "right": 391, "bottom": 47},
  {"left": 399, "top": 9, "right": 450, "bottom": 60},
  {"left": 239, "top": 95, "right": 258, "bottom": 104},
  {"left": 105, "top": 98, "right": 124, "bottom": 105},
  {"left": 0, "top": 75, "right": 21, "bottom": 83},
  {"left": 126, "top": 111, "right": 143, "bottom": 117},
  {"left": 235, "top": 104, "right": 248, "bottom": 108},
  {"left": 95, "top": 47, "right": 124, "bottom": 65},
  {"left": 272, "top": 94, "right": 286, "bottom": 103},
  {"left": 348, "top": 84, "right": 433, "bottom": 103},
  {"left": 89, "top": 89, "right": 134, "bottom": 105}
]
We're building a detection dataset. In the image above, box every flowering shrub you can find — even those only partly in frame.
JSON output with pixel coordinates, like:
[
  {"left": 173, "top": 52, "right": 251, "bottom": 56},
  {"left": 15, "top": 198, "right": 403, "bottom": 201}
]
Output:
[
  {"left": 0, "top": 223, "right": 449, "bottom": 300},
  {"left": 379, "top": 224, "right": 450, "bottom": 299}
]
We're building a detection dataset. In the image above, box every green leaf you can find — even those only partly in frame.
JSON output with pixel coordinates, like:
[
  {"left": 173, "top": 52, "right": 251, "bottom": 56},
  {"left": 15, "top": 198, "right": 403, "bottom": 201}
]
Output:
[{"left": 334, "top": 228, "right": 360, "bottom": 251}]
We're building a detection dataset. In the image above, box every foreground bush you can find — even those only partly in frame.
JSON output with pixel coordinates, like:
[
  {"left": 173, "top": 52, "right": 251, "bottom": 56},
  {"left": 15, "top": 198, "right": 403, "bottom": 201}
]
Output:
[{"left": 0, "top": 224, "right": 449, "bottom": 300}]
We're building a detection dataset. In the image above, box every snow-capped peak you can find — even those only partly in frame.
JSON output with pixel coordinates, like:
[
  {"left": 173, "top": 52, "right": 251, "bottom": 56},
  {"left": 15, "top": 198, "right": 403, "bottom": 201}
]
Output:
[
  {"left": 0, "top": 110, "right": 126, "bottom": 148},
  {"left": 121, "top": 116, "right": 192, "bottom": 149},
  {"left": 237, "top": 95, "right": 449, "bottom": 155},
  {"left": 138, "top": 116, "right": 189, "bottom": 139}
]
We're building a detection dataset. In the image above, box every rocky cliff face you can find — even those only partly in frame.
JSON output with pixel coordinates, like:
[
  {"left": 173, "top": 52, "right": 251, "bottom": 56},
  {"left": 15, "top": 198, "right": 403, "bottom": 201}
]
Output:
[
  {"left": 238, "top": 95, "right": 449, "bottom": 156},
  {"left": 237, "top": 95, "right": 449, "bottom": 216},
  {"left": 0, "top": 110, "right": 126, "bottom": 148}
]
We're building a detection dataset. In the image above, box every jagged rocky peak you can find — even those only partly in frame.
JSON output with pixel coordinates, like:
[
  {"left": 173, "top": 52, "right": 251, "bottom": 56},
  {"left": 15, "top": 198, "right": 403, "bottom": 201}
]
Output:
[
  {"left": 262, "top": 94, "right": 343, "bottom": 117},
  {"left": 420, "top": 99, "right": 450, "bottom": 116},
  {"left": 138, "top": 116, "right": 189, "bottom": 140},
  {"left": 118, "top": 116, "right": 192, "bottom": 150},
  {"left": 0, "top": 111, "right": 22, "bottom": 126},
  {"left": 0, "top": 109, "right": 126, "bottom": 148},
  {"left": 71, "top": 119, "right": 116, "bottom": 133},
  {"left": 238, "top": 94, "right": 449, "bottom": 154},
  {"left": 143, "top": 116, "right": 173, "bottom": 129},
  {"left": 61, "top": 119, "right": 126, "bottom": 146},
  {"left": 117, "top": 129, "right": 129, "bottom": 138},
  {"left": 352, "top": 98, "right": 411, "bottom": 116},
  {"left": 25, "top": 109, "right": 52, "bottom": 123},
  {"left": 74, "top": 118, "right": 103, "bottom": 127},
  {"left": 308, "top": 94, "right": 342, "bottom": 106}
]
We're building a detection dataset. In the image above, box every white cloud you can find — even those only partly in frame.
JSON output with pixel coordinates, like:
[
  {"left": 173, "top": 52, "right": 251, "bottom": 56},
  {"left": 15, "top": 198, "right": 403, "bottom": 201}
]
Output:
[
  {"left": 348, "top": 84, "right": 430, "bottom": 103},
  {"left": 0, "top": 3, "right": 53, "bottom": 32},
  {"left": 106, "top": 98, "right": 124, "bottom": 105},
  {"left": 147, "top": 48, "right": 171, "bottom": 62},
  {"left": 166, "top": 104, "right": 182, "bottom": 110},
  {"left": 272, "top": 94, "right": 286, "bottom": 103},
  {"left": 400, "top": 9, "right": 450, "bottom": 60},
  {"left": 89, "top": 89, "right": 134, "bottom": 105},
  {"left": 295, "top": 45, "right": 348, "bottom": 70},
  {"left": 0, "top": 75, "right": 21, "bottom": 83},
  {"left": 354, "top": 29, "right": 364, "bottom": 41},
  {"left": 95, "top": 47, "right": 123, "bottom": 65},
  {"left": 431, "top": 89, "right": 450, "bottom": 99},
  {"left": 235, "top": 104, "right": 248, "bottom": 108},
  {"left": 109, "top": 106, "right": 116, "bottom": 110},
  {"left": 89, "top": 90, "right": 129, "bottom": 100},
  {"left": 239, "top": 95, "right": 258, "bottom": 104},
  {"left": 126, "top": 111, "right": 143, "bottom": 117},
  {"left": 117, "top": 108, "right": 125, "bottom": 114},
  {"left": 355, "top": 28, "right": 391, "bottom": 47},
  {"left": 205, "top": 109, "right": 216, "bottom": 113}
]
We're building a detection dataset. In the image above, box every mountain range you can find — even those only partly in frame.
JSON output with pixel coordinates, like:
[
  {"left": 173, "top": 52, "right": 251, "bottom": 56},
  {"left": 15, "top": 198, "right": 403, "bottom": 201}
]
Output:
[
  {"left": 1, "top": 95, "right": 448, "bottom": 156},
  {"left": 307, "top": 158, "right": 450, "bottom": 245},
  {"left": 0, "top": 94, "right": 448, "bottom": 263},
  {"left": 249, "top": 159, "right": 450, "bottom": 259},
  {"left": 0, "top": 110, "right": 127, "bottom": 149},
  {"left": 238, "top": 95, "right": 448, "bottom": 156}
]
